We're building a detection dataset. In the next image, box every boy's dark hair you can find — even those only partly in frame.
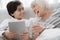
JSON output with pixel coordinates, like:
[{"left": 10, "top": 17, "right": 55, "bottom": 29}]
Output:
[{"left": 6, "top": 1, "right": 22, "bottom": 18}]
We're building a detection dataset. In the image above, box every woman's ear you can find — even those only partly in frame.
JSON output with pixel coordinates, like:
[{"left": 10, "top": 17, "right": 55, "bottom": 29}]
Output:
[
  {"left": 11, "top": 13, "right": 14, "bottom": 17},
  {"left": 45, "top": 8, "right": 51, "bottom": 14}
]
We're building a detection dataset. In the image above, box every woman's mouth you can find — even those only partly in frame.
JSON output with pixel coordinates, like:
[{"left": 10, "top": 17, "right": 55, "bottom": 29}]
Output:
[{"left": 37, "top": 10, "right": 39, "bottom": 13}]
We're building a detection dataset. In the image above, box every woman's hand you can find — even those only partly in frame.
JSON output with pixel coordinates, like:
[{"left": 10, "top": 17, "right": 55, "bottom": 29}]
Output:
[
  {"left": 32, "top": 23, "right": 44, "bottom": 39},
  {"left": 3, "top": 31, "right": 16, "bottom": 40},
  {"left": 19, "top": 30, "right": 31, "bottom": 40},
  {"left": 32, "top": 23, "right": 44, "bottom": 34}
]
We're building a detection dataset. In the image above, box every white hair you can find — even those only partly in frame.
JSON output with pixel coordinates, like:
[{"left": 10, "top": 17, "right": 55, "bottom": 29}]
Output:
[
  {"left": 31, "top": 1, "right": 36, "bottom": 6},
  {"left": 35, "top": 0, "right": 60, "bottom": 10}
]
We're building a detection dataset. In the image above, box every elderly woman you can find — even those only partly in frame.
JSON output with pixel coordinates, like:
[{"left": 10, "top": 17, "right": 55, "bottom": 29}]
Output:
[
  {"left": 30, "top": 0, "right": 60, "bottom": 29},
  {"left": 25, "top": 0, "right": 60, "bottom": 40}
]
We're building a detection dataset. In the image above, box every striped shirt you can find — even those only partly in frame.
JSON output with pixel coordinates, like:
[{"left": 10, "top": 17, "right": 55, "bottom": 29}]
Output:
[
  {"left": 43, "top": 8, "right": 60, "bottom": 28},
  {"left": 28, "top": 8, "right": 60, "bottom": 29}
]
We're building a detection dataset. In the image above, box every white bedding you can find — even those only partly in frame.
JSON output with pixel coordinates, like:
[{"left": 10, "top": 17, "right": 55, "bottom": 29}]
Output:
[{"left": 36, "top": 28, "right": 60, "bottom": 40}]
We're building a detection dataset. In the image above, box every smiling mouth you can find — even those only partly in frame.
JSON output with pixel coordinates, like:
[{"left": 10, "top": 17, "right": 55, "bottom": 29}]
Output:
[{"left": 37, "top": 11, "right": 39, "bottom": 13}]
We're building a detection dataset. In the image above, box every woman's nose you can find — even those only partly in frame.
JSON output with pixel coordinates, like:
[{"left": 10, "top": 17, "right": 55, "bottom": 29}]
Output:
[{"left": 21, "top": 10, "right": 25, "bottom": 14}]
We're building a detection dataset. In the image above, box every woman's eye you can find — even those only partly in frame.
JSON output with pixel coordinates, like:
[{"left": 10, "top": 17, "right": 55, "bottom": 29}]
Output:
[
  {"left": 18, "top": 9, "right": 21, "bottom": 11},
  {"left": 33, "top": 5, "right": 35, "bottom": 8},
  {"left": 22, "top": 8, "right": 24, "bottom": 10}
]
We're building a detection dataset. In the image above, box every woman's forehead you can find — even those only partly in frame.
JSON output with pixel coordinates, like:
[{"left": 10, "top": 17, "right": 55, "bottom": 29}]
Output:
[{"left": 17, "top": 5, "right": 24, "bottom": 8}]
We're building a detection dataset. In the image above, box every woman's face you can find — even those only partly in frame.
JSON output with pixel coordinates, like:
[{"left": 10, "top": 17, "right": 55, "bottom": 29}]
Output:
[
  {"left": 12, "top": 5, "right": 25, "bottom": 20},
  {"left": 31, "top": 3, "right": 45, "bottom": 17}
]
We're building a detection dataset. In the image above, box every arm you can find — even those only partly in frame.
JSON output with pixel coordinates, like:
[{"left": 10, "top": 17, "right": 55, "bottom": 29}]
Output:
[
  {"left": 0, "top": 19, "right": 16, "bottom": 40},
  {"left": 31, "top": 23, "right": 45, "bottom": 40},
  {"left": 0, "top": 20, "right": 8, "bottom": 37}
]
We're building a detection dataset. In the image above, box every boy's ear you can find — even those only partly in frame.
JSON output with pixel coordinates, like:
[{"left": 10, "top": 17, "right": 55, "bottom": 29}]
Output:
[{"left": 11, "top": 13, "right": 14, "bottom": 16}]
